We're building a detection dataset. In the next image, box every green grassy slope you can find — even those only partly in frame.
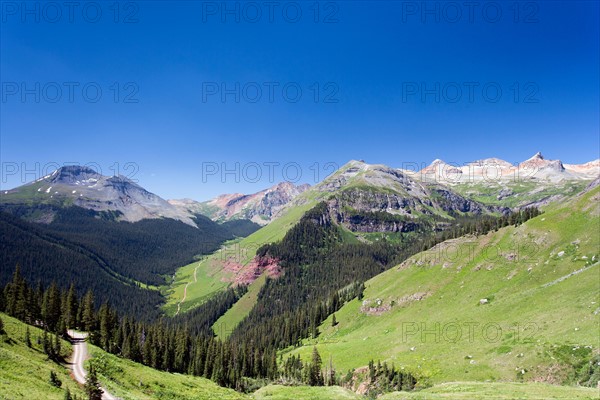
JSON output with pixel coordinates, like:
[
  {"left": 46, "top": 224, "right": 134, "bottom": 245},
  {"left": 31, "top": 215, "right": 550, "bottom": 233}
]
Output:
[
  {"left": 213, "top": 272, "right": 268, "bottom": 338},
  {"left": 252, "top": 382, "right": 598, "bottom": 400},
  {"left": 0, "top": 313, "right": 86, "bottom": 399},
  {"left": 285, "top": 186, "right": 600, "bottom": 387},
  {"left": 379, "top": 381, "right": 599, "bottom": 399},
  {"left": 252, "top": 385, "right": 361, "bottom": 399}
]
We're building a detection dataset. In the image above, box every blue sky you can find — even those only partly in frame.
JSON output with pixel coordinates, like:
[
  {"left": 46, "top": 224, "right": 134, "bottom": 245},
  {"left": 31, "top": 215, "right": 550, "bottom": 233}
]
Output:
[{"left": 1, "top": 1, "right": 599, "bottom": 200}]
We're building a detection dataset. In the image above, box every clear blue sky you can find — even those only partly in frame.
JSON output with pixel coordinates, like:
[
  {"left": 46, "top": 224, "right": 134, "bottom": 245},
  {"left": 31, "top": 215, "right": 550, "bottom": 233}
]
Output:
[{"left": 1, "top": 1, "right": 599, "bottom": 200}]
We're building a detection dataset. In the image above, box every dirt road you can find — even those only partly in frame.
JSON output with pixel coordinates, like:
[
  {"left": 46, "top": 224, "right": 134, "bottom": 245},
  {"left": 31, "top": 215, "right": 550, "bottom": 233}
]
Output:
[{"left": 68, "top": 330, "right": 118, "bottom": 400}]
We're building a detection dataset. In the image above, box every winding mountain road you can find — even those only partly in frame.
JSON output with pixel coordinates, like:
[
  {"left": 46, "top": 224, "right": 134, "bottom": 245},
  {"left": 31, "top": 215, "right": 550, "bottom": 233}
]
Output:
[{"left": 68, "top": 330, "right": 118, "bottom": 400}]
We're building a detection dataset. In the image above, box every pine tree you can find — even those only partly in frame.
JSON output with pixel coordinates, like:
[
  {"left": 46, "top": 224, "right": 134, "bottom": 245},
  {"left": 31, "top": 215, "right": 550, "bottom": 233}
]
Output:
[
  {"left": 43, "top": 330, "right": 52, "bottom": 358},
  {"left": 0, "top": 315, "right": 4, "bottom": 334},
  {"left": 98, "top": 303, "right": 112, "bottom": 350},
  {"left": 331, "top": 313, "right": 337, "bottom": 327},
  {"left": 42, "top": 282, "right": 61, "bottom": 332},
  {"left": 84, "top": 365, "right": 103, "bottom": 400},
  {"left": 174, "top": 328, "right": 190, "bottom": 373},
  {"left": 309, "top": 347, "right": 324, "bottom": 386},
  {"left": 327, "top": 354, "right": 336, "bottom": 386},
  {"left": 57, "top": 317, "right": 67, "bottom": 338},
  {"left": 80, "top": 290, "right": 96, "bottom": 333},
  {"left": 368, "top": 359, "right": 375, "bottom": 382},
  {"left": 357, "top": 282, "right": 366, "bottom": 300},
  {"left": 25, "top": 326, "right": 31, "bottom": 347},
  {"left": 49, "top": 371, "right": 62, "bottom": 388},
  {"left": 64, "top": 284, "right": 78, "bottom": 329},
  {"left": 53, "top": 333, "right": 62, "bottom": 360},
  {"left": 121, "top": 332, "right": 131, "bottom": 359},
  {"left": 5, "top": 265, "right": 27, "bottom": 320}
]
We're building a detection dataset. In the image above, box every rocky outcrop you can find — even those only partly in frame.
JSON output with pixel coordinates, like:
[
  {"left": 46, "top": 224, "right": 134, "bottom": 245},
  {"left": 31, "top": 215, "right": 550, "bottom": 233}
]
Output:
[
  {"left": 429, "top": 188, "right": 488, "bottom": 214},
  {"left": 172, "top": 181, "right": 310, "bottom": 225},
  {"left": 221, "top": 254, "right": 282, "bottom": 286}
]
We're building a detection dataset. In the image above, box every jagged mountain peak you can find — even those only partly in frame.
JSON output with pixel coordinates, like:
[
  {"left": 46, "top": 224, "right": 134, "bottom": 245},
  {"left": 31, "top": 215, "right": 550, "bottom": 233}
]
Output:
[
  {"left": 525, "top": 151, "right": 544, "bottom": 161},
  {"left": 518, "top": 152, "right": 565, "bottom": 174}
]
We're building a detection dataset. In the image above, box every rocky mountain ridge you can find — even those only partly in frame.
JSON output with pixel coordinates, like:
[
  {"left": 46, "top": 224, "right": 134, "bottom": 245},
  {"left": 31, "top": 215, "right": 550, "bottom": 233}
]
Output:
[
  {"left": 170, "top": 181, "right": 310, "bottom": 225},
  {"left": 405, "top": 152, "right": 599, "bottom": 183}
]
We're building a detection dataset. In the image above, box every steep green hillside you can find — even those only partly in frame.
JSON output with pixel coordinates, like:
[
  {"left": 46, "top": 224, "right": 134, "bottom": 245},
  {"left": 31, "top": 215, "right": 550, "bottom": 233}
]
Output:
[
  {"left": 286, "top": 186, "right": 600, "bottom": 386},
  {"left": 379, "top": 382, "right": 598, "bottom": 399},
  {"left": 0, "top": 313, "right": 86, "bottom": 399},
  {"left": 213, "top": 272, "right": 268, "bottom": 339},
  {"left": 253, "top": 382, "right": 598, "bottom": 400}
]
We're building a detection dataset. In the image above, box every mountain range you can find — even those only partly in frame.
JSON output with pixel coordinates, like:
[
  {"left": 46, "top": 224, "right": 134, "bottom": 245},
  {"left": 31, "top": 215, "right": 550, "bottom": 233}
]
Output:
[{"left": 2, "top": 153, "right": 597, "bottom": 229}]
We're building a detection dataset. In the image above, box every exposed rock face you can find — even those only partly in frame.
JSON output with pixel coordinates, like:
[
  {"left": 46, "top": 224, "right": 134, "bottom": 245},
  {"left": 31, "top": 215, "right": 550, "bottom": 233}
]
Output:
[
  {"left": 340, "top": 215, "right": 417, "bottom": 233},
  {"left": 333, "top": 189, "right": 424, "bottom": 215},
  {"left": 4, "top": 165, "right": 198, "bottom": 226},
  {"left": 221, "top": 254, "right": 282, "bottom": 286},
  {"left": 172, "top": 181, "right": 310, "bottom": 225},
  {"left": 430, "top": 188, "right": 488, "bottom": 213},
  {"left": 255, "top": 183, "right": 310, "bottom": 218}
]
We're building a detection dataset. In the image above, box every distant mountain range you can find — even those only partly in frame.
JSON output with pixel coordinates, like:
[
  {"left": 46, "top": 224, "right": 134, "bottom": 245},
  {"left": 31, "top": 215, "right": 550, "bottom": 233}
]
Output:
[
  {"left": 1, "top": 166, "right": 310, "bottom": 227},
  {"left": 408, "top": 152, "right": 599, "bottom": 183},
  {"left": 1, "top": 153, "right": 597, "bottom": 228}
]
